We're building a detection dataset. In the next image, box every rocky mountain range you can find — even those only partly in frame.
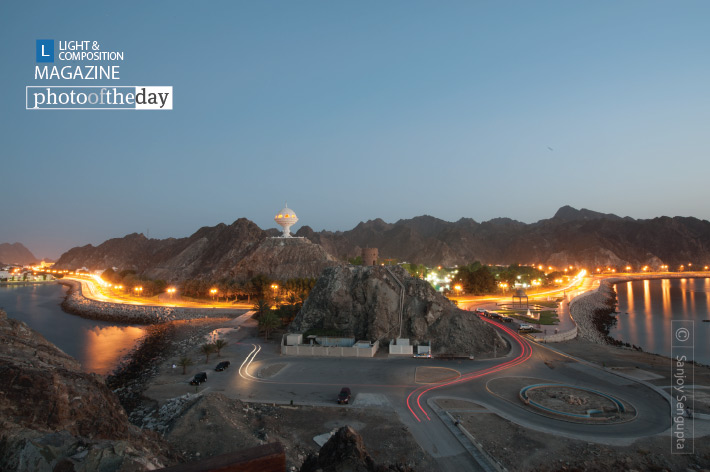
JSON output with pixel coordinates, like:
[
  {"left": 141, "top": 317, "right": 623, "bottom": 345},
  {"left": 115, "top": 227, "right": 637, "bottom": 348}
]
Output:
[
  {"left": 52, "top": 206, "right": 710, "bottom": 279},
  {"left": 0, "top": 242, "right": 38, "bottom": 265},
  {"left": 54, "top": 218, "right": 341, "bottom": 282},
  {"left": 296, "top": 205, "right": 710, "bottom": 268}
]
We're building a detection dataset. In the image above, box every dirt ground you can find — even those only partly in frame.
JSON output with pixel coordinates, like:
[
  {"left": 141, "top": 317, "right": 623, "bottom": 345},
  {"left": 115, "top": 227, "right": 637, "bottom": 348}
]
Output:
[
  {"left": 436, "top": 398, "right": 710, "bottom": 471},
  {"left": 164, "top": 393, "right": 437, "bottom": 471},
  {"left": 134, "top": 317, "right": 437, "bottom": 471}
]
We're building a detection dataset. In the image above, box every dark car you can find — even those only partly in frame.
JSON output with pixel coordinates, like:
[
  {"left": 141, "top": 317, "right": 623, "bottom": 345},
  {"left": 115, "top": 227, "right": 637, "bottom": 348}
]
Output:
[
  {"left": 215, "top": 361, "right": 231, "bottom": 372},
  {"left": 474, "top": 309, "right": 488, "bottom": 317},
  {"left": 337, "top": 387, "right": 351, "bottom": 404},
  {"left": 190, "top": 372, "right": 207, "bottom": 385},
  {"left": 488, "top": 311, "right": 502, "bottom": 320},
  {"left": 501, "top": 316, "right": 514, "bottom": 323}
]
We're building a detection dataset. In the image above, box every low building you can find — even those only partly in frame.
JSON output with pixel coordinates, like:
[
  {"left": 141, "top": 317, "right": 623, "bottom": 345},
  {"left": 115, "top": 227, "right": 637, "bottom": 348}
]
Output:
[{"left": 282, "top": 334, "right": 379, "bottom": 357}]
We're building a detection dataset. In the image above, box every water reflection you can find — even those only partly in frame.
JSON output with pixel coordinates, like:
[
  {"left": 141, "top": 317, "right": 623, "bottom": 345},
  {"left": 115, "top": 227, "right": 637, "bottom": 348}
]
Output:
[
  {"left": 612, "top": 278, "right": 709, "bottom": 364},
  {"left": 662, "top": 279, "right": 671, "bottom": 318},
  {"left": 82, "top": 326, "right": 146, "bottom": 374},
  {"left": 0, "top": 284, "right": 146, "bottom": 375}
]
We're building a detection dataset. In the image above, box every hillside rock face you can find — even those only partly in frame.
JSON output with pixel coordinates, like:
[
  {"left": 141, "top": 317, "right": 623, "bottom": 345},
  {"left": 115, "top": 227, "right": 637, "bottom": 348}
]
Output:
[
  {"left": 297, "top": 206, "right": 710, "bottom": 268},
  {"left": 300, "top": 426, "right": 414, "bottom": 472},
  {"left": 290, "top": 266, "right": 505, "bottom": 356},
  {"left": 0, "top": 309, "right": 172, "bottom": 471},
  {"left": 0, "top": 242, "right": 38, "bottom": 265},
  {"left": 54, "top": 219, "right": 339, "bottom": 282},
  {"left": 231, "top": 237, "right": 342, "bottom": 281},
  {"left": 54, "top": 206, "right": 710, "bottom": 278}
]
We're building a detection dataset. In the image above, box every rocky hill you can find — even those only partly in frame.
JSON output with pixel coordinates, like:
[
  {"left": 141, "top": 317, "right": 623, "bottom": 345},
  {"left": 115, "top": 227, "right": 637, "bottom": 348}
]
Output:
[
  {"left": 0, "top": 242, "right": 37, "bottom": 265},
  {"left": 290, "top": 265, "right": 505, "bottom": 356},
  {"left": 297, "top": 205, "right": 710, "bottom": 268},
  {"left": 54, "top": 218, "right": 340, "bottom": 281},
  {"left": 231, "top": 237, "right": 341, "bottom": 281},
  {"left": 53, "top": 206, "right": 710, "bottom": 278},
  {"left": 0, "top": 309, "right": 173, "bottom": 471}
]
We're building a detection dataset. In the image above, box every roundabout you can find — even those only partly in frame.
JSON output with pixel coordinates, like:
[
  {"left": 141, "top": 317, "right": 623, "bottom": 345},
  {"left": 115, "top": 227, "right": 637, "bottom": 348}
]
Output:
[{"left": 520, "top": 383, "right": 636, "bottom": 423}]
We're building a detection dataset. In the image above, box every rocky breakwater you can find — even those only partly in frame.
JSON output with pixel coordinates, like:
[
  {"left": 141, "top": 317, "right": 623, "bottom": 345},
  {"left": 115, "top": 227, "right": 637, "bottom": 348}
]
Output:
[
  {"left": 0, "top": 309, "right": 176, "bottom": 471},
  {"left": 60, "top": 279, "right": 241, "bottom": 324},
  {"left": 291, "top": 265, "right": 505, "bottom": 356},
  {"left": 569, "top": 280, "right": 618, "bottom": 344}
]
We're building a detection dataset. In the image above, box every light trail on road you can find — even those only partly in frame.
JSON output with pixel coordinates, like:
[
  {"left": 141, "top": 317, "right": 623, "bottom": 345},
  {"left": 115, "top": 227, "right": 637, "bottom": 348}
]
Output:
[
  {"left": 406, "top": 318, "right": 533, "bottom": 422},
  {"left": 238, "top": 344, "right": 262, "bottom": 381}
]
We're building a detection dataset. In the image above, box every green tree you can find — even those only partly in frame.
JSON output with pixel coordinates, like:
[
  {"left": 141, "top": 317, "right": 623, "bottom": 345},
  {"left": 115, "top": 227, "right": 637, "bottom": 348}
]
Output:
[
  {"left": 259, "top": 310, "right": 280, "bottom": 340},
  {"left": 348, "top": 255, "right": 363, "bottom": 265},
  {"left": 249, "top": 274, "right": 273, "bottom": 299},
  {"left": 452, "top": 263, "right": 497, "bottom": 295},
  {"left": 200, "top": 343, "right": 217, "bottom": 363},
  {"left": 213, "top": 339, "right": 228, "bottom": 357},
  {"left": 253, "top": 298, "right": 271, "bottom": 317},
  {"left": 178, "top": 356, "right": 193, "bottom": 375}
]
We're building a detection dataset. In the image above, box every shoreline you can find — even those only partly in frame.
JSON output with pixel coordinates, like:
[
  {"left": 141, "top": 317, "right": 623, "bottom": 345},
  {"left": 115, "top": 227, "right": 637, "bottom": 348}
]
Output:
[
  {"left": 58, "top": 279, "right": 246, "bottom": 325},
  {"left": 569, "top": 272, "right": 709, "bottom": 355},
  {"left": 106, "top": 317, "right": 234, "bottom": 416}
]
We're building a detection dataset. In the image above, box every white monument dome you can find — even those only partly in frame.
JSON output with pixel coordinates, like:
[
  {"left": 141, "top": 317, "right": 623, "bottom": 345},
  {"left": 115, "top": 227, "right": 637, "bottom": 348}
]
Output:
[{"left": 274, "top": 203, "right": 298, "bottom": 237}]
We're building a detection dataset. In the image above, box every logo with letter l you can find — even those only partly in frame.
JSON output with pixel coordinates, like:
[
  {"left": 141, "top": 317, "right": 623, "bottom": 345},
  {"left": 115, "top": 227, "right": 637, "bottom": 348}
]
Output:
[{"left": 36, "top": 39, "right": 54, "bottom": 63}]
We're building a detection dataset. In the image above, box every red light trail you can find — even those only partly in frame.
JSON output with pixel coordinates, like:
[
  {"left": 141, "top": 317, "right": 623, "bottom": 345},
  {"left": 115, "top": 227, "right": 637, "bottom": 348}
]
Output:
[{"left": 406, "top": 318, "right": 533, "bottom": 422}]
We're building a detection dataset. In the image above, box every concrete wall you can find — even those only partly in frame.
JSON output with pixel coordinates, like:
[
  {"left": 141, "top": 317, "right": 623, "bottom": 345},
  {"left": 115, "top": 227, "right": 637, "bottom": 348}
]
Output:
[
  {"left": 285, "top": 334, "right": 303, "bottom": 346},
  {"left": 389, "top": 339, "right": 413, "bottom": 355},
  {"left": 533, "top": 326, "right": 578, "bottom": 343},
  {"left": 281, "top": 340, "right": 379, "bottom": 357}
]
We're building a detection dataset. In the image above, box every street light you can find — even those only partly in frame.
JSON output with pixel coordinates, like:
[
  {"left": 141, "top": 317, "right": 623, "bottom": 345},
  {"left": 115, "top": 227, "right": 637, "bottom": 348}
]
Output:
[
  {"left": 167, "top": 287, "right": 176, "bottom": 298},
  {"left": 134, "top": 286, "right": 143, "bottom": 296},
  {"left": 454, "top": 284, "right": 462, "bottom": 296},
  {"left": 210, "top": 288, "right": 218, "bottom": 301}
]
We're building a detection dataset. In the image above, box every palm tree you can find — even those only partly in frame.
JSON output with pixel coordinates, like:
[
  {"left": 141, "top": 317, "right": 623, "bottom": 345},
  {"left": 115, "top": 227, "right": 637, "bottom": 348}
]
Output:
[
  {"left": 253, "top": 298, "right": 270, "bottom": 318},
  {"left": 213, "top": 339, "right": 227, "bottom": 357},
  {"left": 178, "top": 356, "right": 193, "bottom": 375},
  {"left": 286, "top": 293, "right": 298, "bottom": 306},
  {"left": 200, "top": 343, "right": 217, "bottom": 363},
  {"left": 259, "top": 310, "right": 280, "bottom": 340}
]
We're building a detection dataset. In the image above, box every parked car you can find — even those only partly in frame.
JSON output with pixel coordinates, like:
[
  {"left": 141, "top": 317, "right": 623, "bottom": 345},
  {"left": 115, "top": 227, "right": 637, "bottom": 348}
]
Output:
[
  {"left": 501, "top": 316, "right": 514, "bottom": 323},
  {"left": 488, "top": 311, "right": 502, "bottom": 320},
  {"left": 215, "top": 361, "right": 231, "bottom": 371},
  {"left": 474, "top": 309, "right": 488, "bottom": 317},
  {"left": 190, "top": 372, "right": 207, "bottom": 385},
  {"left": 337, "top": 387, "right": 352, "bottom": 404},
  {"left": 518, "top": 324, "right": 534, "bottom": 333}
]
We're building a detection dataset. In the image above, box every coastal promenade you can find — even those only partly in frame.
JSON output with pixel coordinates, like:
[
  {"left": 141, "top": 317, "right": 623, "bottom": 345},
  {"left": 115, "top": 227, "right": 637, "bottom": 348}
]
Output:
[
  {"left": 456, "top": 271, "right": 710, "bottom": 344},
  {"left": 59, "top": 277, "right": 247, "bottom": 324}
]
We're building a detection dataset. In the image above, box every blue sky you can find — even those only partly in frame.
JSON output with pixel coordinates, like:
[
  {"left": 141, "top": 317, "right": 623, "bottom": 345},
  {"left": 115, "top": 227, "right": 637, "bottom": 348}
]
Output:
[{"left": 1, "top": 1, "right": 709, "bottom": 258}]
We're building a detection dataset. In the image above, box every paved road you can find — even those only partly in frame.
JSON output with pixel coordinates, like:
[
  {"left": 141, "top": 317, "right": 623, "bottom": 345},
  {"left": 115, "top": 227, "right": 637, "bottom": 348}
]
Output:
[
  {"left": 162, "top": 316, "right": 672, "bottom": 471},
  {"left": 66, "top": 275, "right": 252, "bottom": 310}
]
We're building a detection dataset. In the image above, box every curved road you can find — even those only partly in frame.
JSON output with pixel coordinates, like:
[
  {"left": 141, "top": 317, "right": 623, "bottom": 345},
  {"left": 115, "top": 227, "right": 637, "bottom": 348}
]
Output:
[{"left": 208, "top": 318, "right": 670, "bottom": 471}]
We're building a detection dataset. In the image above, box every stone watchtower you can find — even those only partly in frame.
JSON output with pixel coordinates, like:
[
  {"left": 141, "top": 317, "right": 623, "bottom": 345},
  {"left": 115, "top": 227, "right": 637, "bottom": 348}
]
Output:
[{"left": 361, "top": 248, "right": 378, "bottom": 266}]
